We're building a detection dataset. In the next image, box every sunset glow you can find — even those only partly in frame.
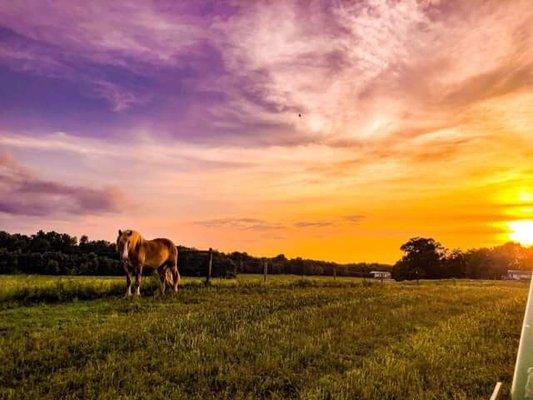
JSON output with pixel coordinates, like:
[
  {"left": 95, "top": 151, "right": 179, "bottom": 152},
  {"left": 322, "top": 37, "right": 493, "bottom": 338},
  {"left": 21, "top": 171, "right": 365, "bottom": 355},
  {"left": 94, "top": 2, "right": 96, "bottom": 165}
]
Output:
[
  {"left": 509, "top": 220, "right": 533, "bottom": 246},
  {"left": 0, "top": 1, "right": 531, "bottom": 263}
]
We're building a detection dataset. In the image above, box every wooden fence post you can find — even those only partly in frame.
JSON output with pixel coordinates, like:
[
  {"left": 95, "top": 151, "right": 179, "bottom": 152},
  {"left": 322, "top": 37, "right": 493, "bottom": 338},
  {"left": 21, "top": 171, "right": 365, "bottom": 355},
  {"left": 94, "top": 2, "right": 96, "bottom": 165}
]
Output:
[
  {"left": 333, "top": 265, "right": 337, "bottom": 280},
  {"left": 205, "top": 248, "right": 213, "bottom": 286},
  {"left": 263, "top": 260, "right": 268, "bottom": 283}
]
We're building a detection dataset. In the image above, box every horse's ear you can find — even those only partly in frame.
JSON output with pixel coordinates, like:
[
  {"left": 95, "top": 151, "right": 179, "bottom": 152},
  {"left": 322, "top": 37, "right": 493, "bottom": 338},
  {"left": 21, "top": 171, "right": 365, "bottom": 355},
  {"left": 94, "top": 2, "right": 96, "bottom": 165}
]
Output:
[{"left": 118, "top": 229, "right": 122, "bottom": 236}]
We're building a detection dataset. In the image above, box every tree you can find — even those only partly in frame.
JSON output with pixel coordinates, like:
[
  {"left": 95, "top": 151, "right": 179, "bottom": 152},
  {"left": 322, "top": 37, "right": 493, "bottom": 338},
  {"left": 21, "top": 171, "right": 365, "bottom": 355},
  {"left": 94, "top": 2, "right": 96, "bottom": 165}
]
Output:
[
  {"left": 442, "top": 249, "right": 466, "bottom": 278},
  {"left": 392, "top": 237, "right": 445, "bottom": 281}
]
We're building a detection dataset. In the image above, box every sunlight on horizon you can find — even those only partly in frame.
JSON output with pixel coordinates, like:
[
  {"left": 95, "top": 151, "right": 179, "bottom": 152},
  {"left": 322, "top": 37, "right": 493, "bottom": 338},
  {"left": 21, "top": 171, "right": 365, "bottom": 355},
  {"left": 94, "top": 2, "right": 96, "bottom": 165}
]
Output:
[{"left": 508, "top": 220, "right": 533, "bottom": 246}]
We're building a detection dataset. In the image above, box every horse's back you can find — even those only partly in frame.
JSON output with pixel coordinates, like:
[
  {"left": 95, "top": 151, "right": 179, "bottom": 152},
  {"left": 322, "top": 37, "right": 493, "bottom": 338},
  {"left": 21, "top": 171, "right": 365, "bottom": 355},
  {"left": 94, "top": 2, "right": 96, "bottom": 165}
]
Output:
[
  {"left": 152, "top": 238, "right": 176, "bottom": 250},
  {"left": 143, "top": 238, "right": 177, "bottom": 268}
]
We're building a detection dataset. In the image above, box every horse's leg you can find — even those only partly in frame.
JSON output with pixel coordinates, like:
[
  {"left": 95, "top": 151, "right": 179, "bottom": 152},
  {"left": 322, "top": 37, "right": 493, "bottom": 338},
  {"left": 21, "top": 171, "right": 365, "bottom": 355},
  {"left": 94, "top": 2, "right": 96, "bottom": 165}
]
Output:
[
  {"left": 134, "top": 265, "right": 143, "bottom": 296},
  {"left": 171, "top": 258, "right": 180, "bottom": 293},
  {"left": 123, "top": 262, "right": 133, "bottom": 297},
  {"left": 157, "top": 265, "right": 167, "bottom": 295}
]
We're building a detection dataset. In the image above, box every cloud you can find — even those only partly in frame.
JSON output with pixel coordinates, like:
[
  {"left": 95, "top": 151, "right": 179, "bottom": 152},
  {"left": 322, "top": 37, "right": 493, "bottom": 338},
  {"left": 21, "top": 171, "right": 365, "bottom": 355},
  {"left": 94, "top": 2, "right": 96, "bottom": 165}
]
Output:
[
  {"left": 0, "top": 2, "right": 206, "bottom": 112},
  {"left": 294, "top": 221, "right": 332, "bottom": 228},
  {"left": 196, "top": 217, "right": 362, "bottom": 231},
  {"left": 0, "top": 1, "right": 531, "bottom": 143},
  {"left": 194, "top": 217, "right": 283, "bottom": 231},
  {"left": 212, "top": 0, "right": 533, "bottom": 149},
  {"left": 0, "top": 2, "right": 205, "bottom": 68},
  {"left": 294, "top": 215, "right": 366, "bottom": 228},
  {"left": 0, "top": 152, "right": 123, "bottom": 217},
  {"left": 344, "top": 215, "right": 365, "bottom": 224},
  {"left": 0, "top": 131, "right": 254, "bottom": 172},
  {"left": 90, "top": 80, "right": 145, "bottom": 112}
]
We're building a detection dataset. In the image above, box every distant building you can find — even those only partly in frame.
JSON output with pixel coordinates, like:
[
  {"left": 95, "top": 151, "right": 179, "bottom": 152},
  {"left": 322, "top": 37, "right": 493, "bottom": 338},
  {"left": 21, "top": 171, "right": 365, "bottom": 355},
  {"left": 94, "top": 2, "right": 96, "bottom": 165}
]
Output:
[
  {"left": 507, "top": 270, "right": 532, "bottom": 280},
  {"left": 370, "top": 271, "right": 391, "bottom": 280}
]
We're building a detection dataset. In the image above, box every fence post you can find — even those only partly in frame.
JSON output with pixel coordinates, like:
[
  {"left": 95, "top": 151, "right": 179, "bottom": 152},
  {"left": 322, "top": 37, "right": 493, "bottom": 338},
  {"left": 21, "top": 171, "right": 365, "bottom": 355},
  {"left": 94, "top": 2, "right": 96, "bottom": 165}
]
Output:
[
  {"left": 333, "top": 265, "right": 337, "bottom": 280},
  {"left": 511, "top": 275, "right": 533, "bottom": 400},
  {"left": 490, "top": 382, "right": 502, "bottom": 400},
  {"left": 205, "top": 248, "right": 213, "bottom": 286},
  {"left": 263, "top": 260, "right": 268, "bottom": 283}
]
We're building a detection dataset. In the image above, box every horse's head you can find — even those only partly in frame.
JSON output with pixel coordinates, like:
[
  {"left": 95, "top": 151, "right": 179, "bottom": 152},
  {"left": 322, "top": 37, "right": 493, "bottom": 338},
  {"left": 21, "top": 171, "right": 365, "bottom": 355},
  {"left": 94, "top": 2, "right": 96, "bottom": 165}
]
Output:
[{"left": 116, "top": 229, "right": 141, "bottom": 260}]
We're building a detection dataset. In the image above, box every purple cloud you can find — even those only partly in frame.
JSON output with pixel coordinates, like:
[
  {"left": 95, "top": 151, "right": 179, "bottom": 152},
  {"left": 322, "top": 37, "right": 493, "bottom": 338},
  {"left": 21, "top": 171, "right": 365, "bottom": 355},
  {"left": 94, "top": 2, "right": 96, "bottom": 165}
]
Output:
[
  {"left": 0, "top": 153, "right": 123, "bottom": 217},
  {"left": 0, "top": 0, "right": 530, "bottom": 149}
]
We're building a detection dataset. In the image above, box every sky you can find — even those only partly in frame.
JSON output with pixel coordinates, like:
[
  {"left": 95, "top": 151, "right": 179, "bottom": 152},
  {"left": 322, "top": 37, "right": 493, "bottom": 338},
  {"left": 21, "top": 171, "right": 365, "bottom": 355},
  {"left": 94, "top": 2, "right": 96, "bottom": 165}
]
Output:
[{"left": 0, "top": 0, "right": 531, "bottom": 263}]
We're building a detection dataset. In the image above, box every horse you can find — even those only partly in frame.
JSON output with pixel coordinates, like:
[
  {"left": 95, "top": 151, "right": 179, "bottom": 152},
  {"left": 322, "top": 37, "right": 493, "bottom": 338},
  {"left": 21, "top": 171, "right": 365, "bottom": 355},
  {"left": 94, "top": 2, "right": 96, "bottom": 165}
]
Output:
[{"left": 116, "top": 229, "right": 180, "bottom": 296}]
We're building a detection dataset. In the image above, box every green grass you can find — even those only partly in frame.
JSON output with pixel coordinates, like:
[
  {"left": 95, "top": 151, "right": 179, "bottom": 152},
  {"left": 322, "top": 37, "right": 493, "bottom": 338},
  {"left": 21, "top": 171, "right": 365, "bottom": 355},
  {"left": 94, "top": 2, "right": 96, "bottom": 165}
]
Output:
[{"left": 0, "top": 275, "right": 528, "bottom": 399}]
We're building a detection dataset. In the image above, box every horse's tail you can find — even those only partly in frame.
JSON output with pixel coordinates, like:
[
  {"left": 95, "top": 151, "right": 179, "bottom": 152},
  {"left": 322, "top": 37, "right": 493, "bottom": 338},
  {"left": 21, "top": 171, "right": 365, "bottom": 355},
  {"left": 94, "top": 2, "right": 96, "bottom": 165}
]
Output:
[
  {"left": 172, "top": 245, "right": 180, "bottom": 290},
  {"left": 164, "top": 268, "right": 175, "bottom": 285}
]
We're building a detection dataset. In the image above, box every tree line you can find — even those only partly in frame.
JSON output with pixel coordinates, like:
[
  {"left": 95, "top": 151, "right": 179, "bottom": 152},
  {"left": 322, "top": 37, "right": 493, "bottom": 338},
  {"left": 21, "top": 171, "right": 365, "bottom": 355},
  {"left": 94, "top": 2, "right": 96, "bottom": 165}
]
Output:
[
  {"left": 392, "top": 237, "right": 532, "bottom": 280},
  {"left": 0, "top": 230, "right": 530, "bottom": 280},
  {"left": 0, "top": 230, "right": 389, "bottom": 278}
]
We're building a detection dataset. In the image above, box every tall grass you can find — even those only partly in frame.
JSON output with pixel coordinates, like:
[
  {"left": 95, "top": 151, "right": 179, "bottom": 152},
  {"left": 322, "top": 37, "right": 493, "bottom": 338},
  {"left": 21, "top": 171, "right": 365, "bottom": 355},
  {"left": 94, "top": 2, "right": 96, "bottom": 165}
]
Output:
[
  {"left": 0, "top": 274, "right": 366, "bottom": 306},
  {"left": 0, "top": 275, "right": 123, "bottom": 305}
]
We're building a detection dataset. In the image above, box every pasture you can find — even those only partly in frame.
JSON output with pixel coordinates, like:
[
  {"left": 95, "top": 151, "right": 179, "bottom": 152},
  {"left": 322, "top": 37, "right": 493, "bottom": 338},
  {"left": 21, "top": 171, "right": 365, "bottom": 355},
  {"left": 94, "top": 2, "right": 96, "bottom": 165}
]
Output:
[{"left": 0, "top": 274, "right": 528, "bottom": 399}]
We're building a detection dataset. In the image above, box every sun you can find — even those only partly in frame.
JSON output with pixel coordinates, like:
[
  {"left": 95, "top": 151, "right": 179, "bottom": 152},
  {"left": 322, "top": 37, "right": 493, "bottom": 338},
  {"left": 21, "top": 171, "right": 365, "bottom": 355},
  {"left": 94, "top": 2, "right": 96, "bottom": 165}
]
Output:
[{"left": 508, "top": 220, "right": 533, "bottom": 246}]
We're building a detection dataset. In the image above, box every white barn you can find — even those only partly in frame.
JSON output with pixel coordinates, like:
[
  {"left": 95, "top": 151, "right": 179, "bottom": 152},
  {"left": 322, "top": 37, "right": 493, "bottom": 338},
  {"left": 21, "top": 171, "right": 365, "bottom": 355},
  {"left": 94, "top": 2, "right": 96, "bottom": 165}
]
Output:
[
  {"left": 507, "top": 270, "right": 532, "bottom": 281},
  {"left": 369, "top": 271, "right": 391, "bottom": 280}
]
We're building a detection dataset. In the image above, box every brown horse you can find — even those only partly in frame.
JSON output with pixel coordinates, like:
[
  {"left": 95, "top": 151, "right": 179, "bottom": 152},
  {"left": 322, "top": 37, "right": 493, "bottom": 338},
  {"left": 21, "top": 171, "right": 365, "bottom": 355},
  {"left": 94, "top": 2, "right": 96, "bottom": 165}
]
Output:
[{"left": 116, "top": 229, "right": 180, "bottom": 296}]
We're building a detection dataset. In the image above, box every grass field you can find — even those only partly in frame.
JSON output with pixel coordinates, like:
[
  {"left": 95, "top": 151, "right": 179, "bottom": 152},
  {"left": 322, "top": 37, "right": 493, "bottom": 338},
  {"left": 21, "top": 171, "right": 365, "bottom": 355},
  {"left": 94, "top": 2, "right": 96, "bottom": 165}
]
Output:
[{"left": 0, "top": 274, "right": 528, "bottom": 400}]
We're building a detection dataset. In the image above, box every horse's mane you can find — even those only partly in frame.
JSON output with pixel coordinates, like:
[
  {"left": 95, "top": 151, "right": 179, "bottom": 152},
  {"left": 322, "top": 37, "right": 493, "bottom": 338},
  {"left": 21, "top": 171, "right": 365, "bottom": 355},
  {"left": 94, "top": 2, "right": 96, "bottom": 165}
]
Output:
[
  {"left": 128, "top": 230, "right": 143, "bottom": 248},
  {"left": 120, "top": 230, "right": 144, "bottom": 253}
]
